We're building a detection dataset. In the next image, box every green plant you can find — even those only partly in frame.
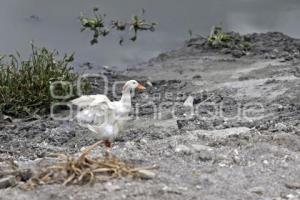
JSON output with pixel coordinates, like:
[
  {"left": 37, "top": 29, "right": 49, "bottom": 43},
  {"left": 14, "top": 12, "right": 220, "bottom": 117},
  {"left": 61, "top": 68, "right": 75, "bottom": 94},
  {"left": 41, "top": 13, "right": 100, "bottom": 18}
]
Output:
[
  {"left": 208, "top": 26, "right": 231, "bottom": 48},
  {"left": 80, "top": 8, "right": 157, "bottom": 45},
  {"left": 206, "top": 26, "right": 252, "bottom": 53},
  {"left": 0, "top": 44, "right": 87, "bottom": 117}
]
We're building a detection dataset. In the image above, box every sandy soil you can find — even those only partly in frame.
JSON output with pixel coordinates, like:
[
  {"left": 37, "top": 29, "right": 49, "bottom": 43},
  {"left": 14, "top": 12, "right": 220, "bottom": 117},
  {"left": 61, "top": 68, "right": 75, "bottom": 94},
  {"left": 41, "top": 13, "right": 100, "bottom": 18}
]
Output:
[{"left": 0, "top": 32, "right": 299, "bottom": 200}]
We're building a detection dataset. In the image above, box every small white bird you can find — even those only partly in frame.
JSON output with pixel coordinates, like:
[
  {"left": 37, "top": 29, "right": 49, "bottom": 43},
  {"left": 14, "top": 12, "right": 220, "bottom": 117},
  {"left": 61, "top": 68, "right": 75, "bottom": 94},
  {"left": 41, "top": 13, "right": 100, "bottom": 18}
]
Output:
[{"left": 72, "top": 80, "right": 146, "bottom": 157}]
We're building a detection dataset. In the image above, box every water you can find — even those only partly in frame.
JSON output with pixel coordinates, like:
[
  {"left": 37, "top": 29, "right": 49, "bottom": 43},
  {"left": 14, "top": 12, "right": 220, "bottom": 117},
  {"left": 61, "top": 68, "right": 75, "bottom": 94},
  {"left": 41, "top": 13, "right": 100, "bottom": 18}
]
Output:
[{"left": 1, "top": 0, "right": 300, "bottom": 68}]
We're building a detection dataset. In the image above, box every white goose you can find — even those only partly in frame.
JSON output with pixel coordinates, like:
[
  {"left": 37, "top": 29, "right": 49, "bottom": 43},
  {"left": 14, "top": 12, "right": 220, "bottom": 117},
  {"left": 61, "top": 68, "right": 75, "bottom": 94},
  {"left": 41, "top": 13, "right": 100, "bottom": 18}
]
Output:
[{"left": 72, "top": 80, "right": 145, "bottom": 156}]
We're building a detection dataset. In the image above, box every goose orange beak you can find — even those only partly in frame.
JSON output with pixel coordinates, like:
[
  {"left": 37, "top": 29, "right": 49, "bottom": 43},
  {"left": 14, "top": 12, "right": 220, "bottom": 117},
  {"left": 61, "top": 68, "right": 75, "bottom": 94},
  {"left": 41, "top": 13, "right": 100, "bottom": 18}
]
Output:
[{"left": 137, "top": 83, "right": 146, "bottom": 91}]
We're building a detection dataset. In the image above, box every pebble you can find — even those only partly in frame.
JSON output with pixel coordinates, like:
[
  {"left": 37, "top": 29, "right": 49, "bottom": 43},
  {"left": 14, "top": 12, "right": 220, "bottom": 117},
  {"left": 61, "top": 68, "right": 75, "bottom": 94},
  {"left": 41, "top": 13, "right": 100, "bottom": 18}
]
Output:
[
  {"left": 249, "top": 186, "right": 264, "bottom": 195},
  {"left": 125, "top": 141, "right": 135, "bottom": 148},
  {"left": 19, "top": 169, "right": 33, "bottom": 182},
  {"left": 0, "top": 176, "right": 17, "bottom": 189},
  {"left": 231, "top": 50, "right": 245, "bottom": 58},
  {"left": 274, "top": 123, "right": 288, "bottom": 131},
  {"left": 192, "top": 75, "right": 202, "bottom": 79},
  {"left": 139, "top": 138, "right": 148, "bottom": 145},
  {"left": 160, "top": 112, "right": 173, "bottom": 120},
  {"left": 195, "top": 185, "right": 202, "bottom": 190},
  {"left": 137, "top": 169, "right": 156, "bottom": 179},
  {"left": 220, "top": 48, "right": 231, "bottom": 54},
  {"left": 0, "top": 161, "right": 17, "bottom": 171},
  {"left": 197, "top": 151, "right": 214, "bottom": 161},
  {"left": 175, "top": 144, "right": 192, "bottom": 155},
  {"left": 146, "top": 80, "right": 153, "bottom": 87},
  {"left": 193, "top": 127, "right": 250, "bottom": 140},
  {"left": 104, "top": 182, "right": 121, "bottom": 192},
  {"left": 263, "top": 160, "right": 269, "bottom": 165},
  {"left": 285, "top": 193, "right": 298, "bottom": 200},
  {"left": 183, "top": 96, "right": 194, "bottom": 107},
  {"left": 191, "top": 144, "right": 213, "bottom": 152},
  {"left": 285, "top": 182, "right": 300, "bottom": 190}
]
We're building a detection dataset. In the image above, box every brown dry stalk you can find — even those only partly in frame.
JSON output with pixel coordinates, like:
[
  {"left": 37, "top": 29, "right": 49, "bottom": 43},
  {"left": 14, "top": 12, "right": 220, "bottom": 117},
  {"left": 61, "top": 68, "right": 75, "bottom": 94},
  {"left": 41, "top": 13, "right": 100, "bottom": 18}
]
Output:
[{"left": 23, "top": 143, "right": 157, "bottom": 190}]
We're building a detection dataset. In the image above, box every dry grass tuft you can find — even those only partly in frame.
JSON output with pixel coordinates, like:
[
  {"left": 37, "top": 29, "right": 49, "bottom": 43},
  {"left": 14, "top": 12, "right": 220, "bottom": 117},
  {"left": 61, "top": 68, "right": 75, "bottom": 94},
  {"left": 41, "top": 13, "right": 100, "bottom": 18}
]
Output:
[{"left": 23, "top": 142, "right": 157, "bottom": 189}]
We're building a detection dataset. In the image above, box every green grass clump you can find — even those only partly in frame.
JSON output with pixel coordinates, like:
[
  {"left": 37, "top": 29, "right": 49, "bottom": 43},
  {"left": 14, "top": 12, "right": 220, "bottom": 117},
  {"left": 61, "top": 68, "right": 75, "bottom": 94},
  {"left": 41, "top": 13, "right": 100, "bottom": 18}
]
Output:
[
  {"left": 208, "top": 26, "right": 232, "bottom": 48},
  {"left": 0, "top": 44, "right": 83, "bottom": 117},
  {"left": 207, "top": 26, "right": 252, "bottom": 51}
]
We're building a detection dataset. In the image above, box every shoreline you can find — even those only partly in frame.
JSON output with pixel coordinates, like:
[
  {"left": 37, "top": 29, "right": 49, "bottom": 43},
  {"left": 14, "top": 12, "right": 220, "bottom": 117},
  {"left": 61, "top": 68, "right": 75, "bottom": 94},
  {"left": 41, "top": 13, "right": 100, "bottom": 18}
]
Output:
[{"left": 0, "top": 31, "right": 300, "bottom": 200}]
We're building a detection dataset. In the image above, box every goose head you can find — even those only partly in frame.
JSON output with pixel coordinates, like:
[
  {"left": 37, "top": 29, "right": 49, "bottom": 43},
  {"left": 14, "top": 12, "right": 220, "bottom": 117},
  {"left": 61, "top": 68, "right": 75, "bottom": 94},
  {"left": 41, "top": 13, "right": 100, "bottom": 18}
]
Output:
[
  {"left": 120, "top": 80, "right": 145, "bottom": 104},
  {"left": 122, "top": 80, "right": 145, "bottom": 93}
]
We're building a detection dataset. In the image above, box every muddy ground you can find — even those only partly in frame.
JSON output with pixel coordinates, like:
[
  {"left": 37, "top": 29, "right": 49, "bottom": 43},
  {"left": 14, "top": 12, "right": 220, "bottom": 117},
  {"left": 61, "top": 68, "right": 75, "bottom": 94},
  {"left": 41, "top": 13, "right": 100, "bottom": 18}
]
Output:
[{"left": 0, "top": 32, "right": 300, "bottom": 200}]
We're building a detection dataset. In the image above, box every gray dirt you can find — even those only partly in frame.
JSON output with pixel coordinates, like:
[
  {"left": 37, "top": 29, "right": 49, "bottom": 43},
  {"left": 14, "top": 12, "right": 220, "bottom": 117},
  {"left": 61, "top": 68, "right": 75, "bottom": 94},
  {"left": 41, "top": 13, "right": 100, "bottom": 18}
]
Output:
[{"left": 0, "top": 32, "right": 300, "bottom": 200}]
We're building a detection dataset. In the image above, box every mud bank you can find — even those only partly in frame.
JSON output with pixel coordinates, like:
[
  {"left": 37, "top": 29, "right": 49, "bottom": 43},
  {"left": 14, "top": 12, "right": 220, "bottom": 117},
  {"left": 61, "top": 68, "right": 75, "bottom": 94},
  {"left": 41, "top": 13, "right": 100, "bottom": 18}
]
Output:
[{"left": 0, "top": 32, "right": 300, "bottom": 200}]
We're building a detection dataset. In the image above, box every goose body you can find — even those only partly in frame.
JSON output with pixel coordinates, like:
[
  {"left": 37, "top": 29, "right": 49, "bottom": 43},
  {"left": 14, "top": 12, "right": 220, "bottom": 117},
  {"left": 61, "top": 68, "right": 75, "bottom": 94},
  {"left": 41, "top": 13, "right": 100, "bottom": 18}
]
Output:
[{"left": 71, "top": 80, "right": 145, "bottom": 155}]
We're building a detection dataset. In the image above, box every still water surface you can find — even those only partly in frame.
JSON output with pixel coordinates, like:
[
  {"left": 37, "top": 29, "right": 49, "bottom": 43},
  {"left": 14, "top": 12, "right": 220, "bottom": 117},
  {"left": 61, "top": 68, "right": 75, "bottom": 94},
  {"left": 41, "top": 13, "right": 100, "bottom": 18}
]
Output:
[{"left": 1, "top": 0, "right": 300, "bottom": 68}]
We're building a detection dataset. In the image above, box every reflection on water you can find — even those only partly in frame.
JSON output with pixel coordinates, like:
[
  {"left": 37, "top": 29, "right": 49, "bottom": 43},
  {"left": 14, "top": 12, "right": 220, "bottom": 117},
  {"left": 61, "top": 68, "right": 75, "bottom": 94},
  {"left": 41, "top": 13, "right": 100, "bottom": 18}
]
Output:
[{"left": 0, "top": 0, "right": 300, "bottom": 68}]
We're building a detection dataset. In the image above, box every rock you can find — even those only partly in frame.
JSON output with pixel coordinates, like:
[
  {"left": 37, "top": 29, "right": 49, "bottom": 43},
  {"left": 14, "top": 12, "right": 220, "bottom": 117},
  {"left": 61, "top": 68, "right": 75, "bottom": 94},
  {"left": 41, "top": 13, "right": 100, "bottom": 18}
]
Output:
[
  {"left": 139, "top": 138, "right": 148, "bottom": 145},
  {"left": 183, "top": 96, "right": 194, "bottom": 107},
  {"left": 0, "top": 176, "right": 17, "bottom": 189},
  {"left": 191, "top": 144, "right": 213, "bottom": 152},
  {"left": 285, "top": 182, "right": 300, "bottom": 190},
  {"left": 192, "top": 75, "right": 202, "bottom": 80},
  {"left": 175, "top": 144, "right": 192, "bottom": 155},
  {"left": 0, "top": 160, "right": 17, "bottom": 172},
  {"left": 284, "top": 193, "right": 299, "bottom": 200},
  {"left": 264, "top": 79, "right": 279, "bottom": 85},
  {"left": 103, "top": 65, "right": 111, "bottom": 70},
  {"left": 220, "top": 48, "right": 231, "bottom": 54},
  {"left": 3, "top": 115, "right": 12, "bottom": 122},
  {"left": 295, "top": 130, "right": 300, "bottom": 136},
  {"left": 293, "top": 67, "right": 300, "bottom": 77},
  {"left": 190, "top": 144, "right": 214, "bottom": 161},
  {"left": 177, "top": 118, "right": 213, "bottom": 130},
  {"left": 238, "top": 76, "right": 253, "bottom": 81},
  {"left": 104, "top": 182, "right": 121, "bottom": 192},
  {"left": 284, "top": 55, "right": 293, "bottom": 61},
  {"left": 18, "top": 169, "right": 32, "bottom": 182},
  {"left": 160, "top": 112, "right": 173, "bottom": 120},
  {"left": 176, "top": 120, "right": 185, "bottom": 130},
  {"left": 274, "top": 123, "right": 288, "bottom": 131},
  {"left": 192, "top": 127, "right": 250, "bottom": 140},
  {"left": 125, "top": 141, "right": 135, "bottom": 148},
  {"left": 200, "top": 167, "right": 217, "bottom": 174},
  {"left": 197, "top": 151, "right": 214, "bottom": 161},
  {"left": 0, "top": 114, "right": 13, "bottom": 124},
  {"left": 146, "top": 80, "right": 153, "bottom": 87},
  {"left": 136, "top": 169, "right": 156, "bottom": 179},
  {"left": 262, "top": 160, "right": 269, "bottom": 165},
  {"left": 249, "top": 186, "right": 264, "bottom": 195},
  {"left": 231, "top": 50, "right": 245, "bottom": 58}
]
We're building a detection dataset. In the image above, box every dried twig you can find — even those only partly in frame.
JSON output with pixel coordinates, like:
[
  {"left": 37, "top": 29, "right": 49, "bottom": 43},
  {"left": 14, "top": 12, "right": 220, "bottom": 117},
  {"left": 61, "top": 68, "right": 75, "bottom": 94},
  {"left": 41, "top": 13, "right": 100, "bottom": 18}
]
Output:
[{"left": 23, "top": 143, "right": 157, "bottom": 190}]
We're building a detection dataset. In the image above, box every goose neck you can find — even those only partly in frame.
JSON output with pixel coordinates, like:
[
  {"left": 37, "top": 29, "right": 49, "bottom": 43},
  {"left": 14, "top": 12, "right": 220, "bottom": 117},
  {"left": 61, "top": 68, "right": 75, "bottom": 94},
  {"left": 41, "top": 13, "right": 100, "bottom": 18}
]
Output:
[{"left": 120, "top": 90, "right": 132, "bottom": 104}]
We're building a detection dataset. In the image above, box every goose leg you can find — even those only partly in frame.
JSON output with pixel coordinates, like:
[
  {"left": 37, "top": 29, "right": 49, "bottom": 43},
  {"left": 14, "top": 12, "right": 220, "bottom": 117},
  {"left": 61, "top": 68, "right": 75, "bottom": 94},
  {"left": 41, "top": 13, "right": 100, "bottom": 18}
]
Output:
[{"left": 103, "top": 139, "right": 111, "bottom": 159}]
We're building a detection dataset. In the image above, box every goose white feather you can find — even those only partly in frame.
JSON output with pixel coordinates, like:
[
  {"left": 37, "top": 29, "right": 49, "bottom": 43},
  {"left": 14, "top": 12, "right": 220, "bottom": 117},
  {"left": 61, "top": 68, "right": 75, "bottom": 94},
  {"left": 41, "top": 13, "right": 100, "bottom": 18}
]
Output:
[{"left": 72, "top": 80, "right": 145, "bottom": 142}]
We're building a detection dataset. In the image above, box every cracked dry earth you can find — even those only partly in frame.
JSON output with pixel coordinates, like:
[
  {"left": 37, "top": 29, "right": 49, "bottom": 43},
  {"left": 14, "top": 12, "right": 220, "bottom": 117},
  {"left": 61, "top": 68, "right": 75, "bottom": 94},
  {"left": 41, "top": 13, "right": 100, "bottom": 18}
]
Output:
[{"left": 1, "top": 37, "right": 300, "bottom": 199}]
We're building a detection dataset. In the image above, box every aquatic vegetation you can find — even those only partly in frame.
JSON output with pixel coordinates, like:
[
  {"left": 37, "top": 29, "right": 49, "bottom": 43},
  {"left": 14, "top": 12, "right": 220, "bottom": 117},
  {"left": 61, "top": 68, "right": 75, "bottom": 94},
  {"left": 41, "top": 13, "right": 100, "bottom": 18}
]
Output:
[
  {"left": 208, "top": 26, "right": 231, "bottom": 47},
  {"left": 80, "top": 8, "right": 157, "bottom": 45},
  {"left": 208, "top": 26, "right": 252, "bottom": 51},
  {"left": 0, "top": 43, "right": 87, "bottom": 117}
]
